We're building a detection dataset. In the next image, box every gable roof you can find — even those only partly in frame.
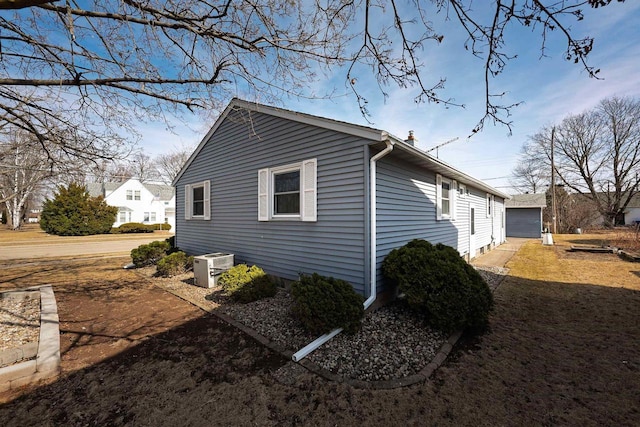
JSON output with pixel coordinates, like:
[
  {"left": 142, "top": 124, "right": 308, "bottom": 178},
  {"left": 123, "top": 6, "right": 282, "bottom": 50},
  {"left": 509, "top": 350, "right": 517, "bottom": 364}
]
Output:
[
  {"left": 174, "top": 98, "right": 510, "bottom": 199},
  {"left": 86, "top": 179, "right": 174, "bottom": 201},
  {"left": 144, "top": 183, "right": 175, "bottom": 201},
  {"left": 86, "top": 182, "right": 122, "bottom": 198},
  {"left": 505, "top": 193, "right": 547, "bottom": 208}
]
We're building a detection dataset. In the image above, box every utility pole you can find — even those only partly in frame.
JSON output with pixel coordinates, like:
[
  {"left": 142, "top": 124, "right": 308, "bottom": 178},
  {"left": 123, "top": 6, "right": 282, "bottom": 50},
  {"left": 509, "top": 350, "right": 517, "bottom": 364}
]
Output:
[{"left": 551, "top": 126, "right": 557, "bottom": 234}]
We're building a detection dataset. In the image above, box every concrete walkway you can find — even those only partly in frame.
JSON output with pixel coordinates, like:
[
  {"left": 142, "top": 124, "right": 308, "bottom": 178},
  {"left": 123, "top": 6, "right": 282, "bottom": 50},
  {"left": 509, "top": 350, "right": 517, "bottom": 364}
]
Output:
[{"left": 471, "top": 237, "right": 532, "bottom": 268}]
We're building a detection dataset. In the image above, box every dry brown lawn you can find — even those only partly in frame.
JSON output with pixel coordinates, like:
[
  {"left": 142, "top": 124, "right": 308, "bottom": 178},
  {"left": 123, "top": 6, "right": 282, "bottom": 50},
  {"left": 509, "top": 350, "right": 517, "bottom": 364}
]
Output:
[
  {"left": 0, "top": 230, "right": 639, "bottom": 426},
  {"left": 0, "top": 223, "right": 172, "bottom": 246}
]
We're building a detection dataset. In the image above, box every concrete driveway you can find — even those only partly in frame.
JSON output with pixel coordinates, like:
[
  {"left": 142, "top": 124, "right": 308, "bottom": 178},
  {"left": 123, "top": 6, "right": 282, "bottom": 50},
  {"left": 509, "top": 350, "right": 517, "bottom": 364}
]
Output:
[
  {"left": 0, "top": 235, "right": 171, "bottom": 261},
  {"left": 471, "top": 237, "right": 533, "bottom": 268}
]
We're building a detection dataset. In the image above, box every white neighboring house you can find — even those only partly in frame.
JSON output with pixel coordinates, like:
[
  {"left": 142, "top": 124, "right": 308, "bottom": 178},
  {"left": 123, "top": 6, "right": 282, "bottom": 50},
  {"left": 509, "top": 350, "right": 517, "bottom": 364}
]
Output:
[{"left": 87, "top": 178, "right": 176, "bottom": 231}]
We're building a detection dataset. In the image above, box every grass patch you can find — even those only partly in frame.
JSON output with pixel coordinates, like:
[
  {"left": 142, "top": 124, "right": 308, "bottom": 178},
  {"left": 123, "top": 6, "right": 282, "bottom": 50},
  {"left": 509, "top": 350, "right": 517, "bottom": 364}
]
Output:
[
  {"left": 508, "top": 232, "right": 640, "bottom": 290},
  {"left": 0, "top": 223, "right": 173, "bottom": 246}
]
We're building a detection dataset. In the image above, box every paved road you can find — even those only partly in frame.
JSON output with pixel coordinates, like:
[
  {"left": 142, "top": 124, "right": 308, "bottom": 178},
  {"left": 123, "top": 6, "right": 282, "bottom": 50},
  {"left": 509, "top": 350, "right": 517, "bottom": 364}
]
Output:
[{"left": 0, "top": 235, "right": 169, "bottom": 261}]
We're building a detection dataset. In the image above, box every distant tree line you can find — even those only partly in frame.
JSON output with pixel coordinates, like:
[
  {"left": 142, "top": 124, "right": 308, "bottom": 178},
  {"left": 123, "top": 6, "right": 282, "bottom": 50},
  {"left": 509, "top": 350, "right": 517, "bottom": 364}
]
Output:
[{"left": 512, "top": 96, "right": 640, "bottom": 228}]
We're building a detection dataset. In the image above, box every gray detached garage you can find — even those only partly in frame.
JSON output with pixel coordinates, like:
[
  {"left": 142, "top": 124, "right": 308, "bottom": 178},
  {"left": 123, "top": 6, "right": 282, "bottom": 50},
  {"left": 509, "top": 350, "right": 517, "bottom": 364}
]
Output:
[{"left": 505, "top": 193, "right": 547, "bottom": 238}]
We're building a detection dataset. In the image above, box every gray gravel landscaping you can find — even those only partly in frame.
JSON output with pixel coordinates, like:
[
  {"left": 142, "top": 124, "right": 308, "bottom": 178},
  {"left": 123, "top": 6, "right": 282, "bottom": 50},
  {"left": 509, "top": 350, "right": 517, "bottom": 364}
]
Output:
[
  {"left": 0, "top": 291, "right": 40, "bottom": 355},
  {"left": 144, "top": 266, "right": 508, "bottom": 382}
]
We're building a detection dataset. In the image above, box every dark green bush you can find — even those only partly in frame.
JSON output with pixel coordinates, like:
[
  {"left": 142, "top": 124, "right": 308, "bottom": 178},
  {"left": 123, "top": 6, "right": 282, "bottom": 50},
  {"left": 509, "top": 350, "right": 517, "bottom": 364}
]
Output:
[
  {"left": 116, "top": 222, "right": 155, "bottom": 233},
  {"left": 382, "top": 239, "right": 494, "bottom": 333},
  {"left": 218, "top": 264, "right": 277, "bottom": 303},
  {"left": 40, "top": 183, "right": 117, "bottom": 236},
  {"left": 131, "top": 240, "right": 171, "bottom": 267},
  {"left": 156, "top": 251, "right": 190, "bottom": 277},
  {"left": 112, "top": 223, "right": 171, "bottom": 233},
  {"left": 291, "top": 273, "right": 365, "bottom": 335}
]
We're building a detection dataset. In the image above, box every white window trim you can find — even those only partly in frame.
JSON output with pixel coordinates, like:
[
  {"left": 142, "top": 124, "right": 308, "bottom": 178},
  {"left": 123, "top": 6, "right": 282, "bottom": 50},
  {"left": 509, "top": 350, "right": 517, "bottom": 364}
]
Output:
[
  {"left": 258, "top": 158, "right": 317, "bottom": 222},
  {"left": 185, "top": 180, "right": 211, "bottom": 221},
  {"left": 271, "top": 164, "right": 302, "bottom": 219},
  {"left": 458, "top": 183, "right": 467, "bottom": 198},
  {"left": 486, "top": 193, "right": 495, "bottom": 218},
  {"left": 436, "top": 174, "right": 456, "bottom": 221}
]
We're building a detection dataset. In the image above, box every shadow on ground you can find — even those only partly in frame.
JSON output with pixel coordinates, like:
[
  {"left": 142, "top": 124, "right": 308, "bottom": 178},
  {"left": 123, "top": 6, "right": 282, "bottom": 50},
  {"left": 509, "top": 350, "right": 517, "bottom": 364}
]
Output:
[{"left": 1, "top": 272, "right": 639, "bottom": 426}]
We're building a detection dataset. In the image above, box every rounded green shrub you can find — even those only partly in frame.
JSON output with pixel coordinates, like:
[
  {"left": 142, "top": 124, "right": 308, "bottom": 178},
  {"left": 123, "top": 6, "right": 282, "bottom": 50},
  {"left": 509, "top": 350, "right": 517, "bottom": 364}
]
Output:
[
  {"left": 156, "top": 251, "right": 190, "bottom": 277},
  {"left": 382, "top": 239, "right": 494, "bottom": 333},
  {"left": 218, "top": 264, "right": 277, "bottom": 303},
  {"left": 116, "top": 222, "right": 155, "bottom": 233},
  {"left": 291, "top": 273, "right": 365, "bottom": 335},
  {"left": 131, "top": 240, "right": 171, "bottom": 267}
]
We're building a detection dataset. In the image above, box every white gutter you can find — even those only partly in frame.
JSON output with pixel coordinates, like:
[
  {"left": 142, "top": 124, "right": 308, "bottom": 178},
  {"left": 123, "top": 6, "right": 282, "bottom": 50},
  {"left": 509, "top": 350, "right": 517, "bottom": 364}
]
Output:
[
  {"left": 292, "top": 140, "right": 395, "bottom": 362},
  {"left": 364, "top": 139, "right": 395, "bottom": 308}
]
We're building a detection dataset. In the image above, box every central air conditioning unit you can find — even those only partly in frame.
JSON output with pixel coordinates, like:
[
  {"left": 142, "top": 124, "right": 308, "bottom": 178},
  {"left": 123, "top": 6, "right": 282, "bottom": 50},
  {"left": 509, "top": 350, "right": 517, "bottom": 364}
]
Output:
[{"left": 193, "top": 253, "right": 234, "bottom": 288}]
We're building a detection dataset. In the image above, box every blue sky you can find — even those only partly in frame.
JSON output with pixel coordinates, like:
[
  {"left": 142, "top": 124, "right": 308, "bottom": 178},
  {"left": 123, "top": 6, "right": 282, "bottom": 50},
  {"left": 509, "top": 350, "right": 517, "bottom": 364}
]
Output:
[{"left": 140, "top": 1, "right": 640, "bottom": 193}]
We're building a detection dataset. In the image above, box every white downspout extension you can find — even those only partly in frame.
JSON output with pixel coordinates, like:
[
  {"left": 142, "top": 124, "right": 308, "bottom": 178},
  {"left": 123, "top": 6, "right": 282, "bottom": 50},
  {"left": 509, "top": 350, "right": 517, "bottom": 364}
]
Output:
[{"left": 292, "top": 140, "right": 395, "bottom": 362}]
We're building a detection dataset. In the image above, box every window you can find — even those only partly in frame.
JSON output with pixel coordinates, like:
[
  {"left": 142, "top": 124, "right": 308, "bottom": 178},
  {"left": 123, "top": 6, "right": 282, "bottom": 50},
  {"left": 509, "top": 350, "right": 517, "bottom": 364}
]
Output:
[
  {"left": 150, "top": 212, "right": 156, "bottom": 222},
  {"left": 441, "top": 179, "right": 451, "bottom": 216},
  {"left": 471, "top": 208, "right": 475, "bottom": 235},
  {"left": 436, "top": 174, "right": 457, "bottom": 221},
  {"left": 184, "top": 180, "right": 210, "bottom": 220},
  {"left": 143, "top": 212, "right": 156, "bottom": 222},
  {"left": 119, "top": 211, "right": 129, "bottom": 223},
  {"left": 273, "top": 170, "right": 300, "bottom": 215},
  {"left": 134, "top": 190, "right": 141, "bottom": 201},
  {"left": 192, "top": 186, "right": 204, "bottom": 216},
  {"left": 258, "top": 158, "right": 317, "bottom": 222},
  {"left": 486, "top": 194, "right": 494, "bottom": 218},
  {"left": 126, "top": 190, "right": 133, "bottom": 200}
]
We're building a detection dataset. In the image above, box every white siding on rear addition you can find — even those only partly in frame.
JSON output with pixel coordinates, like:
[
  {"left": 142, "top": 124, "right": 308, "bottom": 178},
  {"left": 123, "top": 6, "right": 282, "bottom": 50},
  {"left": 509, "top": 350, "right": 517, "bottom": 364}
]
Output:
[
  {"left": 467, "top": 187, "right": 503, "bottom": 252},
  {"left": 175, "top": 108, "right": 369, "bottom": 294}
]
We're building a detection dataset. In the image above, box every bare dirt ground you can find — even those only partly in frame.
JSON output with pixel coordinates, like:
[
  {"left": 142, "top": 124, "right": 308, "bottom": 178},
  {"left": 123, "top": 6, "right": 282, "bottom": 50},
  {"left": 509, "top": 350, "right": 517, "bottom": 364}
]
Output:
[{"left": 0, "top": 230, "right": 639, "bottom": 426}]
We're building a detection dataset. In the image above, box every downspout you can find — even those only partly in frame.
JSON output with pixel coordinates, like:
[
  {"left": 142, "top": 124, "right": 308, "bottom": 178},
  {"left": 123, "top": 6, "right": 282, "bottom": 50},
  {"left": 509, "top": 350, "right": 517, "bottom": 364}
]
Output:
[{"left": 292, "top": 139, "right": 394, "bottom": 362}]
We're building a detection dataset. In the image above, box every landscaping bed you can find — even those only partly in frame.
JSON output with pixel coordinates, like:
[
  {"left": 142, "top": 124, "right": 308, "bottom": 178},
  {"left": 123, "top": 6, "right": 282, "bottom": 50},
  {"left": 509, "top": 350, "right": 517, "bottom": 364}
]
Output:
[{"left": 141, "top": 266, "right": 507, "bottom": 383}]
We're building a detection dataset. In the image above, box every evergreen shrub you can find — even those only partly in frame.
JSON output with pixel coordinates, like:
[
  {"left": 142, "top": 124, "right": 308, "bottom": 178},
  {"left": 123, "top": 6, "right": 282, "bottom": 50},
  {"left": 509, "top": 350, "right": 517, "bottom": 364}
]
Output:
[
  {"left": 156, "top": 251, "right": 192, "bottom": 277},
  {"left": 131, "top": 240, "right": 171, "bottom": 267},
  {"left": 382, "top": 239, "right": 494, "bottom": 333},
  {"left": 290, "top": 273, "right": 364, "bottom": 335},
  {"left": 40, "top": 183, "right": 117, "bottom": 236},
  {"left": 218, "top": 264, "right": 277, "bottom": 303}
]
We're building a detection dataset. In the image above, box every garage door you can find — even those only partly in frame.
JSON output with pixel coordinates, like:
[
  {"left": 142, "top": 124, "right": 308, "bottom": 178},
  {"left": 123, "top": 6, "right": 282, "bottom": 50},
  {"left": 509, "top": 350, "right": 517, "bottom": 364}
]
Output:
[{"left": 506, "top": 208, "right": 541, "bottom": 238}]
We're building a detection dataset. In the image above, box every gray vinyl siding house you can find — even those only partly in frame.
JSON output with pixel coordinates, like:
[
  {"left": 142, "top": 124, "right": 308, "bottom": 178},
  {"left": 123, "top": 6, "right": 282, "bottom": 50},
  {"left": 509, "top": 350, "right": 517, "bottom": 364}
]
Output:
[{"left": 173, "top": 99, "right": 509, "bottom": 297}]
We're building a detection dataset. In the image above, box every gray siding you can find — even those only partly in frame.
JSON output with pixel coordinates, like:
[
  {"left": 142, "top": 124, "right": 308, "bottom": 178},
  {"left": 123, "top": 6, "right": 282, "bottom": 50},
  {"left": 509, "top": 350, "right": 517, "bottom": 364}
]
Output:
[
  {"left": 373, "top": 154, "right": 505, "bottom": 285},
  {"left": 375, "top": 156, "right": 460, "bottom": 285},
  {"left": 175, "top": 109, "right": 369, "bottom": 293}
]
